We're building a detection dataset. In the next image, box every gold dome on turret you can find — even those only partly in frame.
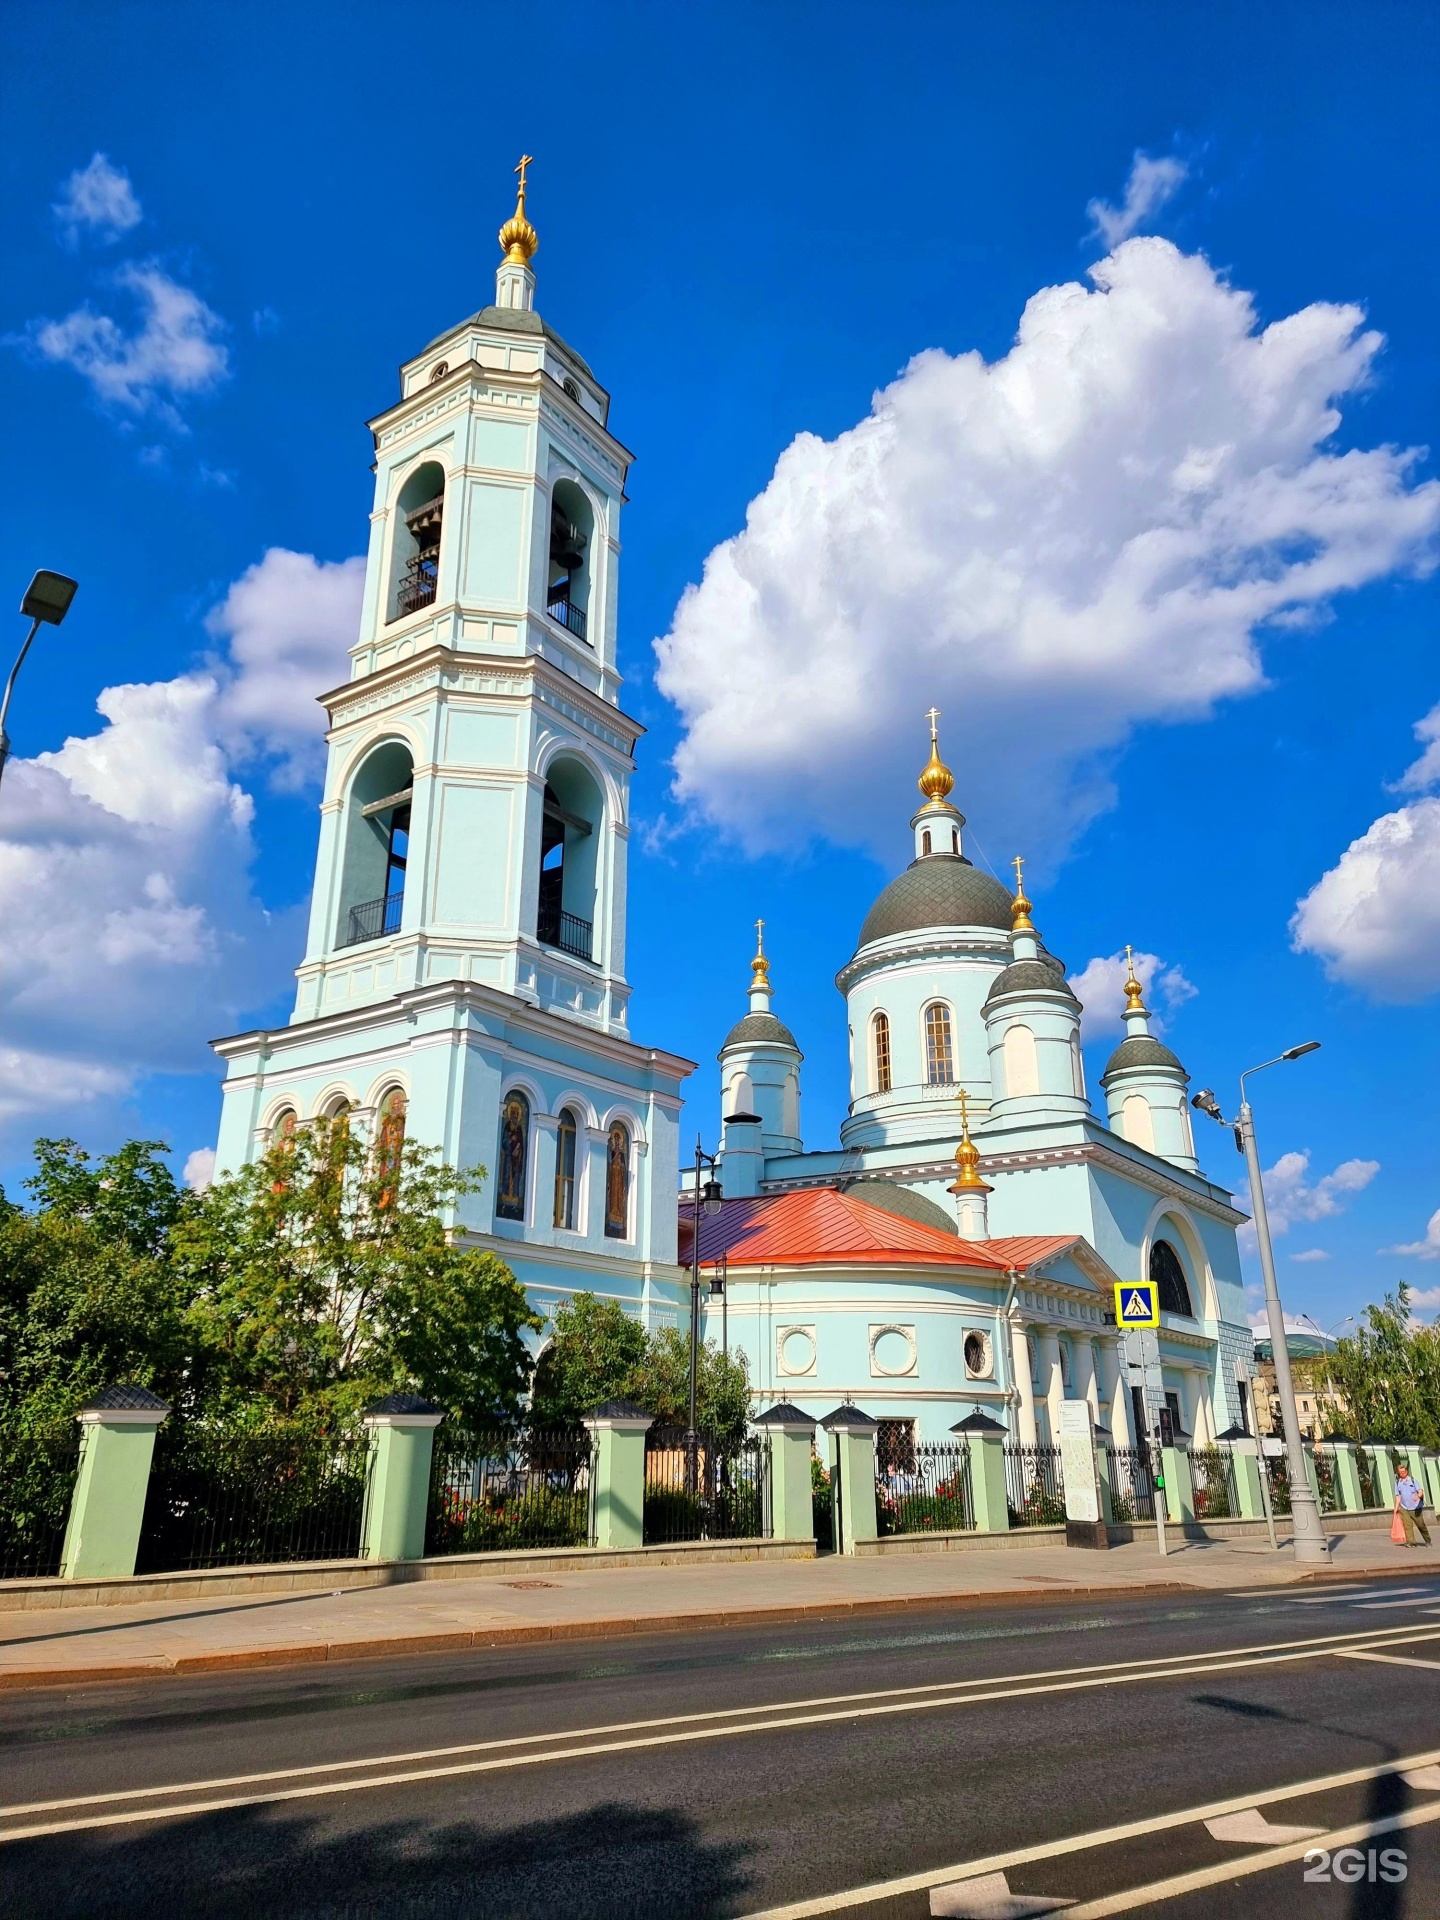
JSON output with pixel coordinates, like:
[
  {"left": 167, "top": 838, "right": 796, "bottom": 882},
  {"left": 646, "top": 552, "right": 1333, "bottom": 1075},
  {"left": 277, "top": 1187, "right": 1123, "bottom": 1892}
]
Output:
[
  {"left": 948, "top": 1092, "right": 992, "bottom": 1195},
  {"left": 1123, "top": 943, "right": 1148, "bottom": 1015},
  {"left": 750, "top": 918, "right": 771, "bottom": 990},
  {"left": 498, "top": 154, "right": 539, "bottom": 265},
  {"left": 1010, "top": 854, "right": 1035, "bottom": 933},
  {"left": 917, "top": 707, "right": 955, "bottom": 806}
]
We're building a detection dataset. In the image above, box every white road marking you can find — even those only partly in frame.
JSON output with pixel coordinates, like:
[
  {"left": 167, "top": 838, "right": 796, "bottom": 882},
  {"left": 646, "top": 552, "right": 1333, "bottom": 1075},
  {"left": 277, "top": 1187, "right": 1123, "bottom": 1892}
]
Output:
[
  {"left": 5, "top": 1618, "right": 1435, "bottom": 1825},
  {"left": 1402, "top": 1765, "right": 1440, "bottom": 1789},
  {"left": 1280, "top": 1586, "right": 1428, "bottom": 1605},
  {"left": 930, "top": 1870, "right": 1073, "bottom": 1917},
  {"left": 1062, "top": 1800, "right": 1440, "bottom": 1917},
  {"left": 1337, "top": 1648, "right": 1440, "bottom": 1671},
  {"left": 1203, "top": 1808, "right": 1324, "bottom": 1844},
  {"left": 737, "top": 1744, "right": 1440, "bottom": 1920}
]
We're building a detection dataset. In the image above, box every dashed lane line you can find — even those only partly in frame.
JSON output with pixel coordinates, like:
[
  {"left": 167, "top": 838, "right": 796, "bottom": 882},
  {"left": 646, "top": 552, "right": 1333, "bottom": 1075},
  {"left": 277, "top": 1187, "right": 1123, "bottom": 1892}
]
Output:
[{"left": 737, "top": 1745, "right": 1440, "bottom": 1919}]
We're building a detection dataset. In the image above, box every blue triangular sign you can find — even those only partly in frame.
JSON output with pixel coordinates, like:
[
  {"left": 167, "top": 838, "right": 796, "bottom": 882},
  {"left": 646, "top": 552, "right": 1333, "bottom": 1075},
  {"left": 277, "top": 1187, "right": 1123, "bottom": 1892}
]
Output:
[{"left": 1122, "top": 1289, "right": 1149, "bottom": 1322}]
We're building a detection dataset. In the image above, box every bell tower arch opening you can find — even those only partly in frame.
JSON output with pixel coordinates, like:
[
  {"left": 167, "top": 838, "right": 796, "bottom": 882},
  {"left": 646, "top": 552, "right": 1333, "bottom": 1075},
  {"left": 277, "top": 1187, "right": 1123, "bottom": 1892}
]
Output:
[
  {"left": 537, "top": 755, "right": 603, "bottom": 963},
  {"left": 336, "top": 740, "right": 414, "bottom": 949},
  {"left": 547, "top": 479, "right": 594, "bottom": 642},
  {"left": 387, "top": 461, "right": 446, "bottom": 623}
]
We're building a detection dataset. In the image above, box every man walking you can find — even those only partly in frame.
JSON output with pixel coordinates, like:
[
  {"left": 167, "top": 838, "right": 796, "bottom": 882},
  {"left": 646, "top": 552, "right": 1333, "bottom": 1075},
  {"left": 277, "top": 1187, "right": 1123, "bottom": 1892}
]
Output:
[{"left": 1394, "top": 1461, "right": 1431, "bottom": 1547}]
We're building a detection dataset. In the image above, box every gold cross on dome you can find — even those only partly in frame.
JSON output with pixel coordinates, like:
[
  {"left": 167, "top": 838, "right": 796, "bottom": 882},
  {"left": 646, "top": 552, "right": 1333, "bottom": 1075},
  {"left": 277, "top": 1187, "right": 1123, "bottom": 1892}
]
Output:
[
  {"left": 515, "top": 154, "right": 534, "bottom": 194},
  {"left": 958, "top": 1087, "right": 971, "bottom": 1133},
  {"left": 755, "top": 917, "right": 765, "bottom": 955},
  {"left": 925, "top": 705, "right": 941, "bottom": 743},
  {"left": 1012, "top": 854, "right": 1025, "bottom": 892}
]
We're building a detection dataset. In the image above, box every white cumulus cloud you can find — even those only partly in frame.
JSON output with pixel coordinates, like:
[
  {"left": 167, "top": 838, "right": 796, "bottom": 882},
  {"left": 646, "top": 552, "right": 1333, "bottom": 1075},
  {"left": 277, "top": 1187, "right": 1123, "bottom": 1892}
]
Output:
[
  {"left": 0, "top": 550, "right": 359, "bottom": 1144},
  {"left": 1069, "top": 948, "right": 1197, "bottom": 1039},
  {"left": 1087, "top": 151, "right": 1188, "bottom": 247},
  {"left": 1291, "top": 794, "right": 1440, "bottom": 1002},
  {"left": 654, "top": 238, "right": 1440, "bottom": 866},
  {"left": 33, "top": 261, "right": 228, "bottom": 419},
  {"left": 183, "top": 1146, "right": 217, "bottom": 1192},
  {"left": 1251, "top": 1149, "right": 1380, "bottom": 1239},
  {"left": 1384, "top": 1208, "right": 1440, "bottom": 1262},
  {"left": 1289, "top": 1248, "right": 1331, "bottom": 1263},
  {"left": 53, "top": 153, "right": 142, "bottom": 245}
]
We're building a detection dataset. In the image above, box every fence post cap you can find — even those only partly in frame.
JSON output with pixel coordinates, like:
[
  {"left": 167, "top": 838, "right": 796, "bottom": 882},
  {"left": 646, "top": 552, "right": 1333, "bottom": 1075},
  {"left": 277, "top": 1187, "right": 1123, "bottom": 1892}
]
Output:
[
  {"left": 76, "top": 1384, "right": 170, "bottom": 1426},
  {"left": 1216, "top": 1424, "right": 1251, "bottom": 1442},
  {"left": 752, "top": 1402, "right": 816, "bottom": 1432},
  {"left": 820, "top": 1405, "right": 879, "bottom": 1434},
  {"left": 581, "top": 1399, "right": 654, "bottom": 1431},
  {"left": 950, "top": 1410, "right": 1007, "bottom": 1437},
  {"left": 362, "top": 1393, "right": 444, "bottom": 1428}
]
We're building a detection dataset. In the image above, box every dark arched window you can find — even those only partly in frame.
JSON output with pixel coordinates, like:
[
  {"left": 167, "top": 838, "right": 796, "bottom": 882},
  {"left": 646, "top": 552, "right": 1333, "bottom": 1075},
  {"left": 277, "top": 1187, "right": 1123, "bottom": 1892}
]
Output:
[
  {"left": 1150, "top": 1239, "right": 1194, "bottom": 1317},
  {"left": 496, "top": 1091, "right": 530, "bottom": 1222},
  {"left": 604, "top": 1121, "right": 631, "bottom": 1239},
  {"left": 553, "top": 1107, "right": 578, "bottom": 1229},
  {"left": 872, "top": 1012, "right": 892, "bottom": 1094}
]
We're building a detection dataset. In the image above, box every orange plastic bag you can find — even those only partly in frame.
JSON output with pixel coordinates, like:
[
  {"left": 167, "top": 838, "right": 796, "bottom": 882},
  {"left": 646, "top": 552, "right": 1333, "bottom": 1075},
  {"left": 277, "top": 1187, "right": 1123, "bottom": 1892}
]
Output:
[{"left": 1392, "top": 1508, "right": 1409, "bottom": 1544}]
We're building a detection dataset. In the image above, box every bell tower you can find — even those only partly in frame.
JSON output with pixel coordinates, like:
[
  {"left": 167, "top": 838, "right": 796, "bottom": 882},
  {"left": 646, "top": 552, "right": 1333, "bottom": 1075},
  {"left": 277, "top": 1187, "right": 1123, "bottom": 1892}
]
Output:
[{"left": 213, "top": 163, "right": 692, "bottom": 1311}]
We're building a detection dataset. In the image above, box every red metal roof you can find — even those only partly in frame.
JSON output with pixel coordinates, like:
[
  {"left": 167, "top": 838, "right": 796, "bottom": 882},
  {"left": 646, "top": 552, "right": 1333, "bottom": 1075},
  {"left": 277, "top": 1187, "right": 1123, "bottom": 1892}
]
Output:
[{"left": 677, "top": 1187, "right": 1077, "bottom": 1274}]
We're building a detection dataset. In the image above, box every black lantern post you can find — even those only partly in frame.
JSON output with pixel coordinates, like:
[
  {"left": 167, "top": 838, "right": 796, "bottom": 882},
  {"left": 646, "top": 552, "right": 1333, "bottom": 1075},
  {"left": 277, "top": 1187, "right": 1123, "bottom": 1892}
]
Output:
[{"left": 687, "top": 1138, "right": 723, "bottom": 1490}]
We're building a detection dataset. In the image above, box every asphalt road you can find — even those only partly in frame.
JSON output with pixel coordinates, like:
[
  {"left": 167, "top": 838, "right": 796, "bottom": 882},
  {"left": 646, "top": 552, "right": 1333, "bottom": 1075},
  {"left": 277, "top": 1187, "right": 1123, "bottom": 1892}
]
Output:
[{"left": 2, "top": 1574, "right": 1439, "bottom": 1918}]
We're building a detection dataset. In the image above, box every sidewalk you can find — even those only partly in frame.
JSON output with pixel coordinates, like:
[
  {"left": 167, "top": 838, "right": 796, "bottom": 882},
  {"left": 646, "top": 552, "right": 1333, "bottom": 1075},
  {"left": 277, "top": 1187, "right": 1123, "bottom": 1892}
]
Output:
[{"left": 2, "top": 1529, "right": 1436, "bottom": 1691}]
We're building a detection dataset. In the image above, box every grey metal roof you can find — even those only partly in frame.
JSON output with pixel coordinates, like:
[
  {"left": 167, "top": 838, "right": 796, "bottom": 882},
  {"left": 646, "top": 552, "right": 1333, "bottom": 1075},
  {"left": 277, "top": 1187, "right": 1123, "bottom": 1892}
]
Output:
[
  {"left": 857, "top": 855, "right": 1014, "bottom": 947},
  {"left": 80, "top": 1384, "right": 170, "bottom": 1413},
  {"left": 843, "top": 1178, "right": 958, "bottom": 1236},
  {"left": 420, "top": 303, "right": 597, "bottom": 382},
  {"left": 364, "top": 1392, "right": 441, "bottom": 1417},
  {"left": 1100, "top": 1034, "right": 1187, "bottom": 1083},
  {"left": 721, "top": 1010, "right": 799, "bottom": 1052},
  {"left": 951, "top": 1410, "right": 1007, "bottom": 1434},
  {"left": 752, "top": 1402, "right": 816, "bottom": 1428},
  {"left": 982, "top": 955, "right": 1080, "bottom": 1010},
  {"left": 821, "top": 1405, "right": 879, "bottom": 1432}
]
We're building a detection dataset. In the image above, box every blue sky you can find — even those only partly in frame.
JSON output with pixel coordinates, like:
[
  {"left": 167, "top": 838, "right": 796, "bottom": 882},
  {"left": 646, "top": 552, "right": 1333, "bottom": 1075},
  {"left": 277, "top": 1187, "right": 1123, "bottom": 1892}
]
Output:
[{"left": 2, "top": 1, "right": 1438, "bottom": 1334}]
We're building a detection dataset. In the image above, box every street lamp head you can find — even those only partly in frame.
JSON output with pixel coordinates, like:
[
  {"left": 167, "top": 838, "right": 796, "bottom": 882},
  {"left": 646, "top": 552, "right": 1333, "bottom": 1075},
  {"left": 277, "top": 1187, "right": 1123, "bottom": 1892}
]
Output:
[
  {"left": 701, "top": 1175, "right": 723, "bottom": 1217},
  {"left": 21, "top": 572, "right": 78, "bottom": 625},
  {"left": 1192, "top": 1088, "right": 1226, "bottom": 1123},
  {"left": 1281, "top": 1040, "right": 1321, "bottom": 1061}
]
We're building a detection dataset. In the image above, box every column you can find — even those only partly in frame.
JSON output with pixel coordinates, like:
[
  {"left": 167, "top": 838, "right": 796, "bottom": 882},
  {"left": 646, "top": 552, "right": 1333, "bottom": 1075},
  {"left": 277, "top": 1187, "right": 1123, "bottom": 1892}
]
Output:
[
  {"left": 1074, "top": 1337, "right": 1100, "bottom": 1426},
  {"left": 1036, "top": 1329, "right": 1065, "bottom": 1445},
  {"left": 753, "top": 1404, "right": 816, "bottom": 1543},
  {"left": 822, "top": 1406, "right": 878, "bottom": 1552},
  {"left": 1324, "top": 1440, "right": 1364, "bottom": 1512},
  {"left": 1228, "top": 1437, "right": 1267, "bottom": 1520},
  {"left": 60, "top": 1386, "right": 170, "bottom": 1581},
  {"left": 1190, "top": 1374, "right": 1217, "bottom": 1446},
  {"left": 1162, "top": 1443, "right": 1195, "bottom": 1524},
  {"left": 1009, "top": 1319, "right": 1039, "bottom": 1448},
  {"left": 952, "top": 1412, "right": 1010, "bottom": 1533},
  {"left": 1100, "top": 1341, "right": 1135, "bottom": 1449},
  {"left": 583, "top": 1400, "right": 653, "bottom": 1549},
  {"left": 361, "top": 1394, "right": 444, "bottom": 1561}
]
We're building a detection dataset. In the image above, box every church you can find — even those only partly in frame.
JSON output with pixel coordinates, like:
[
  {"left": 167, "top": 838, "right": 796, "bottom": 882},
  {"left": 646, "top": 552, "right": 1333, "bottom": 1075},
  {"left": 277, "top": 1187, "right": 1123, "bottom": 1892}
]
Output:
[{"left": 212, "top": 165, "right": 1254, "bottom": 1456}]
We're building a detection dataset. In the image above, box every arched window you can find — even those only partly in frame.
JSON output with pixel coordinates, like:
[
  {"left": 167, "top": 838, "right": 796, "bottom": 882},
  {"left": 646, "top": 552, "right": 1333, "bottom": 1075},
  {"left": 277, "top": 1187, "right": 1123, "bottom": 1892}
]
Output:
[
  {"left": 604, "top": 1121, "right": 631, "bottom": 1239},
  {"left": 496, "top": 1091, "right": 530, "bottom": 1222},
  {"left": 336, "top": 739, "right": 413, "bottom": 949},
  {"left": 553, "top": 1107, "right": 578, "bottom": 1230},
  {"left": 1150, "top": 1239, "right": 1194, "bottom": 1318},
  {"left": 269, "top": 1107, "right": 298, "bottom": 1148},
  {"left": 1003, "top": 1023, "right": 1039, "bottom": 1097},
  {"left": 1122, "top": 1093, "right": 1155, "bottom": 1152},
  {"left": 921, "top": 829, "right": 932, "bottom": 856},
  {"left": 872, "top": 1012, "right": 892, "bottom": 1093},
  {"left": 923, "top": 1003, "right": 954, "bottom": 1086},
  {"left": 537, "top": 757, "right": 602, "bottom": 963},
  {"left": 950, "top": 829, "right": 959, "bottom": 854},
  {"left": 374, "top": 1088, "right": 407, "bottom": 1208},
  {"left": 547, "top": 479, "right": 595, "bottom": 642},
  {"left": 388, "top": 460, "right": 446, "bottom": 622},
  {"left": 1070, "top": 1036, "right": 1086, "bottom": 1099}
]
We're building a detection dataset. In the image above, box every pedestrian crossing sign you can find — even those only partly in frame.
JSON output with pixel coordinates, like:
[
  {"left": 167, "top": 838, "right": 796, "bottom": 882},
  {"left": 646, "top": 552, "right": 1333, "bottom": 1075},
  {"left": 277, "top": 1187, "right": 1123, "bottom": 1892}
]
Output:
[{"left": 1115, "top": 1281, "right": 1160, "bottom": 1328}]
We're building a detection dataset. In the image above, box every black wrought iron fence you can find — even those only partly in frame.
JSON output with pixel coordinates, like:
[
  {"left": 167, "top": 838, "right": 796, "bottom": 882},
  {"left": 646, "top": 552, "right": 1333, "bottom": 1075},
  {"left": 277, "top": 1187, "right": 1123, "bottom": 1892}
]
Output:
[
  {"left": 643, "top": 1427, "right": 767, "bottom": 1544},
  {"left": 1188, "top": 1447, "right": 1238, "bottom": 1520},
  {"left": 426, "top": 1427, "right": 592, "bottom": 1554},
  {"left": 1105, "top": 1446, "right": 1156, "bottom": 1523},
  {"left": 1004, "top": 1443, "right": 1065, "bottom": 1526},
  {"left": 875, "top": 1441, "right": 973, "bottom": 1536},
  {"left": 1264, "top": 1451, "right": 1292, "bottom": 1517},
  {"left": 1356, "top": 1447, "right": 1379, "bottom": 1509},
  {"left": 136, "top": 1424, "right": 369, "bottom": 1573},
  {"left": 0, "top": 1425, "right": 83, "bottom": 1581}
]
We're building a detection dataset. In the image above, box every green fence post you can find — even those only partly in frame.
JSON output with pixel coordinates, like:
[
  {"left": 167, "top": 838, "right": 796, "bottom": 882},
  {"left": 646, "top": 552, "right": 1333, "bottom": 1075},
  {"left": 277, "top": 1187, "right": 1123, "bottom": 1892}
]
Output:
[
  {"left": 60, "top": 1385, "right": 170, "bottom": 1580},
  {"left": 1324, "top": 1439, "right": 1364, "bottom": 1512},
  {"left": 1163, "top": 1445, "right": 1195, "bottom": 1524},
  {"left": 582, "top": 1400, "right": 653, "bottom": 1550},
  {"left": 1364, "top": 1444, "right": 1394, "bottom": 1508},
  {"left": 822, "top": 1406, "right": 879, "bottom": 1552},
  {"left": 360, "top": 1395, "right": 443, "bottom": 1562},
  {"left": 1222, "top": 1434, "right": 1266, "bottom": 1521},
  {"left": 1420, "top": 1451, "right": 1440, "bottom": 1511},
  {"left": 752, "top": 1403, "right": 816, "bottom": 1542},
  {"left": 952, "top": 1411, "right": 1011, "bottom": 1532}
]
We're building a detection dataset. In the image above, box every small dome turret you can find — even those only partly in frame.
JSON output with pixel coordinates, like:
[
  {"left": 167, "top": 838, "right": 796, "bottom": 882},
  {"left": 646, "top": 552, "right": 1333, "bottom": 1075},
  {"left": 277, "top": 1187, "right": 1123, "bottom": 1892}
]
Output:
[
  {"left": 1095, "top": 947, "right": 1197, "bottom": 1170},
  {"left": 983, "top": 863, "right": 1089, "bottom": 1121},
  {"left": 718, "top": 921, "right": 803, "bottom": 1192}
]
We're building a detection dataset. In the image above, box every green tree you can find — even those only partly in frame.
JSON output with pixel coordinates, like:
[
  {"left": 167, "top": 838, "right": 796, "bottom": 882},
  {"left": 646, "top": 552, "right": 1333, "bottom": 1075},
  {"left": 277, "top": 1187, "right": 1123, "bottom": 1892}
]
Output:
[
  {"left": 633, "top": 1326, "right": 752, "bottom": 1443},
  {"left": 25, "top": 1138, "right": 189, "bottom": 1259},
  {"left": 171, "top": 1118, "right": 539, "bottom": 1429},
  {"left": 530, "top": 1291, "right": 648, "bottom": 1425},
  {"left": 1322, "top": 1284, "right": 1440, "bottom": 1449}
]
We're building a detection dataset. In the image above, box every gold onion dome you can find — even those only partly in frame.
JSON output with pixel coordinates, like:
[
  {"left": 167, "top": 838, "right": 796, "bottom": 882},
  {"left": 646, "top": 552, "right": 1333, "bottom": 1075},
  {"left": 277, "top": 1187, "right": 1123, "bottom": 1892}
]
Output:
[
  {"left": 917, "top": 708, "right": 955, "bottom": 806},
  {"left": 949, "top": 1093, "right": 991, "bottom": 1194},
  {"left": 1123, "top": 944, "right": 1147, "bottom": 1014},
  {"left": 499, "top": 155, "right": 539, "bottom": 265},
  {"left": 750, "top": 918, "right": 771, "bottom": 988},
  {"left": 1011, "top": 854, "right": 1035, "bottom": 933}
]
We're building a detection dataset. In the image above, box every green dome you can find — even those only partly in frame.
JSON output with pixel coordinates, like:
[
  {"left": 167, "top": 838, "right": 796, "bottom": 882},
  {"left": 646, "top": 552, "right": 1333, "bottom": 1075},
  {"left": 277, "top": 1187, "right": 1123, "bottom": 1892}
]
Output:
[{"left": 857, "top": 855, "right": 1014, "bottom": 948}]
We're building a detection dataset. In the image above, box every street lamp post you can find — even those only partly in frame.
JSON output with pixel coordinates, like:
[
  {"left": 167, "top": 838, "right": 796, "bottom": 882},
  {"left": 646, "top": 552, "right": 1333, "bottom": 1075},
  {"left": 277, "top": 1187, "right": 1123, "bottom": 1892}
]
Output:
[
  {"left": 1193, "top": 1041, "right": 1331, "bottom": 1565},
  {"left": 687, "top": 1139, "right": 723, "bottom": 1492},
  {"left": 0, "top": 572, "right": 79, "bottom": 796}
]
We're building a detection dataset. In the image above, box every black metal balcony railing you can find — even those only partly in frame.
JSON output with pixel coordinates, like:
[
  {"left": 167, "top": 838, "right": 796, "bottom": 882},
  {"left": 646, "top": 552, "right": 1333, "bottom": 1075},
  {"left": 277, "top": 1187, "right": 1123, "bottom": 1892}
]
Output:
[
  {"left": 396, "top": 552, "right": 439, "bottom": 618},
  {"left": 546, "top": 594, "right": 588, "bottom": 642},
  {"left": 342, "top": 891, "right": 404, "bottom": 948},
  {"left": 537, "top": 906, "right": 593, "bottom": 962}
]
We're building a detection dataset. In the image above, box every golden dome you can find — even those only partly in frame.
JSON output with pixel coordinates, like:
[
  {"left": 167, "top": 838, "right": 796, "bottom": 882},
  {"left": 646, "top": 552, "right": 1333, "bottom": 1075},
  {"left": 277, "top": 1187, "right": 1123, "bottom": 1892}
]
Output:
[
  {"left": 750, "top": 917, "right": 771, "bottom": 989},
  {"left": 948, "top": 1092, "right": 991, "bottom": 1194},
  {"left": 917, "top": 707, "right": 955, "bottom": 806},
  {"left": 499, "top": 155, "right": 539, "bottom": 266},
  {"left": 1123, "top": 943, "right": 1148, "bottom": 1015},
  {"left": 1011, "top": 854, "right": 1034, "bottom": 933}
]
